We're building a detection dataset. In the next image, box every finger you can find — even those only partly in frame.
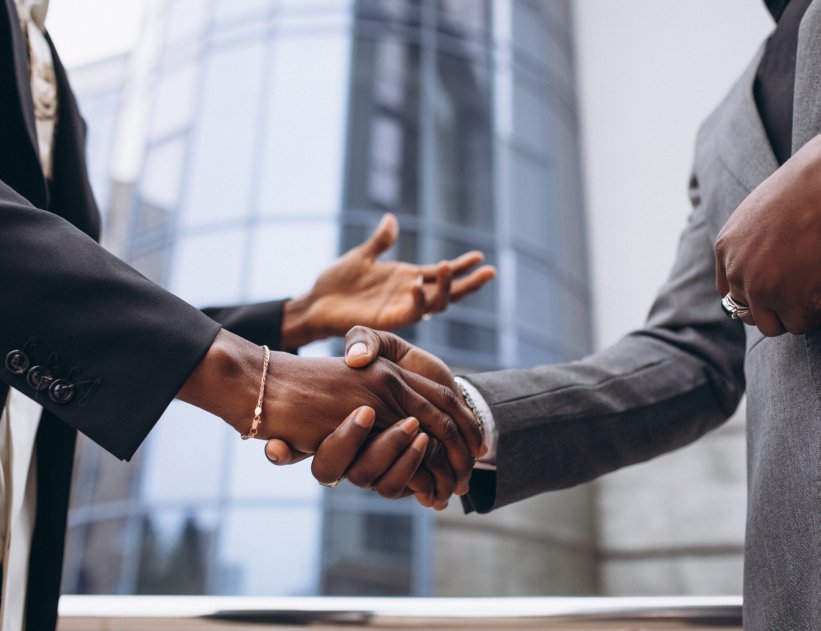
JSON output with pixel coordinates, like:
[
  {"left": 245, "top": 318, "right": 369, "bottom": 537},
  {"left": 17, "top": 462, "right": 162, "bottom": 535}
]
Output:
[
  {"left": 311, "top": 406, "right": 376, "bottom": 485},
  {"left": 422, "top": 261, "right": 452, "bottom": 314},
  {"left": 360, "top": 213, "right": 399, "bottom": 258},
  {"left": 748, "top": 304, "right": 786, "bottom": 337},
  {"left": 345, "top": 327, "right": 482, "bottom": 466},
  {"left": 777, "top": 305, "right": 819, "bottom": 335},
  {"left": 345, "top": 326, "right": 410, "bottom": 369},
  {"left": 739, "top": 313, "right": 757, "bottom": 327},
  {"left": 264, "top": 439, "right": 311, "bottom": 466},
  {"left": 401, "top": 368, "right": 484, "bottom": 469},
  {"left": 715, "top": 253, "right": 730, "bottom": 298},
  {"left": 345, "top": 417, "right": 420, "bottom": 491},
  {"left": 408, "top": 466, "right": 436, "bottom": 507},
  {"left": 448, "top": 250, "right": 485, "bottom": 274},
  {"left": 449, "top": 265, "right": 497, "bottom": 302},
  {"left": 393, "top": 378, "right": 471, "bottom": 496},
  {"left": 421, "top": 437, "right": 455, "bottom": 503},
  {"left": 371, "top": 433, "right": 429, "bottom": 500},
  {"left": 345, "top": 327, "right": 382, "bottom": 368}
]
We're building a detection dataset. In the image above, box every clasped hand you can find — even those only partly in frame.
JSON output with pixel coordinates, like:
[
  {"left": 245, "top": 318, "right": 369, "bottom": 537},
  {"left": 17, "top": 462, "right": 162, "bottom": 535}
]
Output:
[
  {"left": 265, "top": 327, "right": 473, "bottom": 510},
  {"left": 715, "top": 134, "right": 821, "bottom": 336}
]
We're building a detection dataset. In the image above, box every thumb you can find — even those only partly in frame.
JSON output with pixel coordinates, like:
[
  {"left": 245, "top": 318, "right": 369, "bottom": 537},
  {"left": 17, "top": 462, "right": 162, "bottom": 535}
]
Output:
[
  {"left": 344, "top": 326, "right": 410, "bottom": 368},
  {"left": 264, "top": 439, "right": 310, "bottom": 466},
  {"left": 360, "top": 213, "right": 398, "bottom": 258}
]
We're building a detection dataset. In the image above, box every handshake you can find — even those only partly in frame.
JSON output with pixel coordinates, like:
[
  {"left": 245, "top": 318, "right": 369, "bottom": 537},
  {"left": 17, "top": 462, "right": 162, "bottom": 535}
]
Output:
[
  {"left": 264, "top": 326, "right": 484, "bottom": 510},
  {"left": 204, "top": 325, "right": 484, "bottom": 511},
  {"left": 178, "top": 213, "right": 496, "bottom": 510}
]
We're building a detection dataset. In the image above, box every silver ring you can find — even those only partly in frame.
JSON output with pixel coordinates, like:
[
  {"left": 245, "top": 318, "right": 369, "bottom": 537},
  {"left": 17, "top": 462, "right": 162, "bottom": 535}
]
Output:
[
  {"left": 721, "top": 293, "right": 751, "bottom": 320},
  {"left": 319, "top": 475, "right": 345, "bottom": 488}
]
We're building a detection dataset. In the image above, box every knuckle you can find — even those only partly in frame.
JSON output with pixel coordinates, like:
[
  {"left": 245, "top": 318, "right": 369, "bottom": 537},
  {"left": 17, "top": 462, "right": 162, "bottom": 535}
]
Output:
[
  {"left": 311, "top": 460, "right": 336, "bottom": 484},
  {"left": 346, "top": 465, "right": 376, "bottom": 489},
  {"left": 438, "top": 385, "right": 459, "bottom": 410},
  {"left": 377, "top": 482, "right": 405, "bottom": 500},
  {"left": 725, "top": 266, "right": 743, "bottom": 288},
  {"left": 437, "top": 415, "right": 460, "bottom": 444}
]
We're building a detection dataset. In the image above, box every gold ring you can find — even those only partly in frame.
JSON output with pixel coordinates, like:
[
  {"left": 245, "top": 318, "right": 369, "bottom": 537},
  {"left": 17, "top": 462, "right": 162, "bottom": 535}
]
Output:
[{"left": 415, "top": 273, "right": 424, "bottom": 287}]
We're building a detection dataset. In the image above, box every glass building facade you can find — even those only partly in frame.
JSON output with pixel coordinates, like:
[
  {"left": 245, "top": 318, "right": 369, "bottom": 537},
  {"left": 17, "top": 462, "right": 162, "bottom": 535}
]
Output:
[{"left": 62, "top": 0, "right": 591, "bottom": 597}]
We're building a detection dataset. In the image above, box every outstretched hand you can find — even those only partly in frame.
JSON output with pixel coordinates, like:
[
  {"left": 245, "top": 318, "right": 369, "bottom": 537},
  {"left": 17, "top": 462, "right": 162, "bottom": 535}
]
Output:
[{"left": 281, "top": 213, "right": 496, "bottom": 347}]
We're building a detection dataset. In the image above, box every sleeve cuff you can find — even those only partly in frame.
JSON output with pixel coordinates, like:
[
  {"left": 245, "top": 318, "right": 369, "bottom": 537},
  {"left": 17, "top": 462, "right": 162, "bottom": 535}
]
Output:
[{"left": 455, "top": 375, "right": 497, "bottom": 469}]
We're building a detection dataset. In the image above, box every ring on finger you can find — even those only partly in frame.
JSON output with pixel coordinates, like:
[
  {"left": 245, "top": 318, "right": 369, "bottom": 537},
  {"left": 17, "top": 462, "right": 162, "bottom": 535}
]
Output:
[{"left": 720, "top": 293, "right": 751, "bottom": 320}]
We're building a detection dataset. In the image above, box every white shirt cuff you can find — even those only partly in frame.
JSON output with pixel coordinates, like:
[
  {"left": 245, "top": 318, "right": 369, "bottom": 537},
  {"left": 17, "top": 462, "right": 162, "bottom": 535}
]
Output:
[{"left": 454, "top": 376, "right": 497, "bottom": 470}]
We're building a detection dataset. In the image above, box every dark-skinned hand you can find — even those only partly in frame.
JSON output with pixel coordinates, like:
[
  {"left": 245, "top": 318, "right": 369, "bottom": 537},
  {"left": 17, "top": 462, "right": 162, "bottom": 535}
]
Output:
[{"left": 715, "top": 134, "right": 821, "bottom": 336}]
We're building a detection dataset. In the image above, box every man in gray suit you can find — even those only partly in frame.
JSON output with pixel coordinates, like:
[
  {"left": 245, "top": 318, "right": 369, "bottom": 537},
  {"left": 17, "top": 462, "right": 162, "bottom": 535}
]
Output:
[{"left": 269, "top": 0, "right": 820, "bottom": 628}]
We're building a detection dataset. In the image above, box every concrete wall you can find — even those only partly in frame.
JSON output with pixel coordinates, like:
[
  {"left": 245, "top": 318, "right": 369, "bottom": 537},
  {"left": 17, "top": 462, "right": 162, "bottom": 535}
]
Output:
[{"left": 435, "top": 487, "right": 598, "bottom": 596}]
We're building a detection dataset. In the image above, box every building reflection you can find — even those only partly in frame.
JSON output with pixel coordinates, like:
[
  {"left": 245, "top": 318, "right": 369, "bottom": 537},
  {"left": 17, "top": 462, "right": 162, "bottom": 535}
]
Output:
[{"left": 62, "top": 0, "right": 592, "bottom": 597}]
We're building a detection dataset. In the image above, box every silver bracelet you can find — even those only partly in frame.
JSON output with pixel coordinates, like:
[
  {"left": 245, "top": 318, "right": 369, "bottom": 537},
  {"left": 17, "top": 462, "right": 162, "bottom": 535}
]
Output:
[{"left": 456, "top": 379, "right": 485, "bottom": 443}]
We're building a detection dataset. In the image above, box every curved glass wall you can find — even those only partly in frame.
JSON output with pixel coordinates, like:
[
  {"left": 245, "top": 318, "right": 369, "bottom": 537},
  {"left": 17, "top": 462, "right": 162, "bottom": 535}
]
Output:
[{"left": 63, "top": 0, "right": 591, "bottom": 597}]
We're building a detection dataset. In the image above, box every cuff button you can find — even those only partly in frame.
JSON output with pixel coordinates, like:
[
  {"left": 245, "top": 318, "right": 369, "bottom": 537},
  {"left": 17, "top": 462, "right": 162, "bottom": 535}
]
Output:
[
  {"left": 4, "top": 350, "right": 30, "bottom": 375},
  {"left": 49, "top": 380, "right": 75, "bottom": 404},
  {"left": 27, "top": 365, "right": 54, "bottom": 391}
]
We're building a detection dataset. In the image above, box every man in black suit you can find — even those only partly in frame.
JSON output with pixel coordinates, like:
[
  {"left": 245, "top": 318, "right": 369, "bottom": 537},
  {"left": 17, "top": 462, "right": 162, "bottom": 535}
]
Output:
[{"left": 0, "top": 0, "right": 493, "bottom": 628}]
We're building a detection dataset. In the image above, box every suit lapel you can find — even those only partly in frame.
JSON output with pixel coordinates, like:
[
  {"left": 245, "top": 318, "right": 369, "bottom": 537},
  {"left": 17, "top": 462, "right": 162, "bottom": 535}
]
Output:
[
  {"left": 714, "top": 45, "right": 779, "bottom": 196},
  {"left": 792, "top": 0, "right": 821, "bottom": 151},
  {"left": 3, "top": 0, "right": 39, "bottom": 165}
]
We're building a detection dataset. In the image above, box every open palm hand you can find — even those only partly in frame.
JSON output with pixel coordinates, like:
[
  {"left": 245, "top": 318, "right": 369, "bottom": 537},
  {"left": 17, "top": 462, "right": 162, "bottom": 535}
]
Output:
[{"left": 304, "top": 213, "right": 496, "bottom": 337}]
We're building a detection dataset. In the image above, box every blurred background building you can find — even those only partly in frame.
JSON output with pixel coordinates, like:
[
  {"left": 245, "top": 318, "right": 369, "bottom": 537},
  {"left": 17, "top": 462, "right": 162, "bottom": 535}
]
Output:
[{"left": 50, "top": 0, "right": 773, "bottom": 598}]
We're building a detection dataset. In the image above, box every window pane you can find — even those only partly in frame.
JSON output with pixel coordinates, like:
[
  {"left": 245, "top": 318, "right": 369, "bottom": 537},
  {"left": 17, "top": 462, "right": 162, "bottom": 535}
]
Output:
[
  {"left": 247, "top": 221, "right": 339, "bottom": 301},
  {"left": 258, "top": 35, "right": 350, "bottom": 216},
  {"left": 170, "top": 228, "right": 246, "bottom": 305},
  {"left": 150, "top": 64, "right": 197, "bottom": 139},
  {"left": 141, "top": 138, "right": 186, "bottom": 209},
  {"left": 218, "top": 507, "right": 321, "bottom": 594},
  {"left": 139, "top": 402, "right": 228, "bottom": 504},
  {"left": 181, "top": 43, "right": 265, "bottom": 228}
]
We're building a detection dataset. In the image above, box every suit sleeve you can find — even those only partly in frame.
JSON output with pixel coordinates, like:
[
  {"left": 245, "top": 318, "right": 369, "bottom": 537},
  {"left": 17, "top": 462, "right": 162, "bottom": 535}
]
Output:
[
  {"left": 462, "top": 171, "right": 747, "bottom": 514},
  {"left": 202, "top": 300, "right": 287, "bottom": 352},
  {"left": 0, "top": 179, "right": 222, "bottom": 461}
]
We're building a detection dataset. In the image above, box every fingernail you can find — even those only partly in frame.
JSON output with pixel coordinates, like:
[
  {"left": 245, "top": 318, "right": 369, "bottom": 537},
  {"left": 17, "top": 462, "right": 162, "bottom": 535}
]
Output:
[
  {"left": 400, "top": 418, "right": 419, "bottom": 434},
  {"left": 455, "top": 481, "right": 469, "bottom": 496},
  {"left": 347, "top": 342, "right": 369, "bottom": 359},
  {"left": 411, "top": 433, "right": 428, "bottom": 452},
  {"left": 265, "top": 451, "right": 278, "bottom": 464},
  {"left": 354, "top": 406, "right": 375, "bottom": 428}
]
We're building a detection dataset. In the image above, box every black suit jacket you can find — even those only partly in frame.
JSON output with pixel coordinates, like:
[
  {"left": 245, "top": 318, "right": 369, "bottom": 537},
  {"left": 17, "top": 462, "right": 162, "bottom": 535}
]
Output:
[{"left": 0, "top": 2, "right": 286, "bottom": 628}]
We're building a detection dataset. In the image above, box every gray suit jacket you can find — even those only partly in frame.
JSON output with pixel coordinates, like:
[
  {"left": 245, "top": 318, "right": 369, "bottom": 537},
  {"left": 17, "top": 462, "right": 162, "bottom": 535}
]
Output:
[{"left": 463, "top": 4, "right": 821, "bottom": 629}]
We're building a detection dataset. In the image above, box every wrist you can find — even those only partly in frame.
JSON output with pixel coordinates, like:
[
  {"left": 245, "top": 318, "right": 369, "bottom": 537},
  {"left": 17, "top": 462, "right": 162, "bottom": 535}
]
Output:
[
  {"left": 177, "top": 329, "right": 261, "bottom": 432},
  {"left": 281, "top": 293, "right": 323, "bottom": 349}
]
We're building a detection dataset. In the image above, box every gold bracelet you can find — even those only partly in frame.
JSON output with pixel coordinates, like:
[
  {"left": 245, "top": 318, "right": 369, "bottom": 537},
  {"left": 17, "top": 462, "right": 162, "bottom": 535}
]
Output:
[{"left": 241, "top": 345, "right": 270, "bottom": 440}]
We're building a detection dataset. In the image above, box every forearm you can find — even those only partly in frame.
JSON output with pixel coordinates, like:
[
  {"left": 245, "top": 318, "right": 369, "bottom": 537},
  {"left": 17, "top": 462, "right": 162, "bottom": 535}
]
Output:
[
  {"left": 0, "top": 180, "right": 221, "bottom": 459},
  {"left": 176, "top": 329, "right": 261, "bottom": 433},
  {"left": 464, "top": 175, "right": 747, "bottom": 513}
]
